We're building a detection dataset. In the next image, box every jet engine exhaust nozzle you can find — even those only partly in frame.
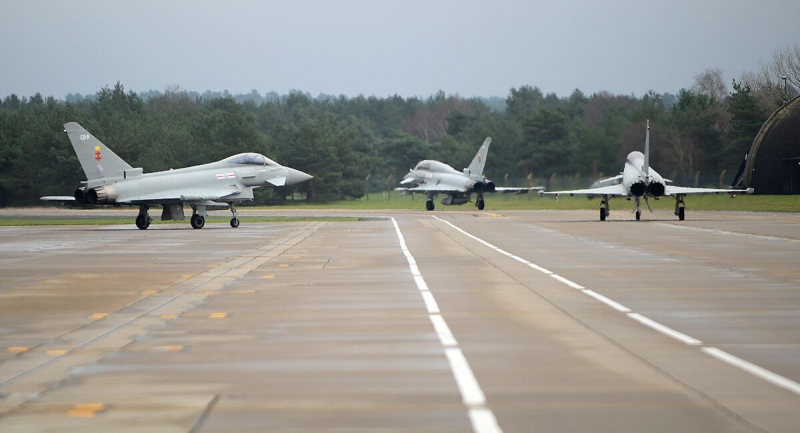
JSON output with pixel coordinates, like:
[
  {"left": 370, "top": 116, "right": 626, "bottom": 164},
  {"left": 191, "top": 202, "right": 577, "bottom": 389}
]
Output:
[
  {"left": 87, "top": 186, "right": 118, "bottom": 204},
  {"left": 473, "top": 181, "right": 486, "bottom": 192},
  {"left": 630, "top": 181, "right": 646, "bottom": 197},
  {"left": 647, "top": 181, "right": 665, "bottom": 198},
  {"left": 485, "top": 181, "right": 496, "bottom": 192},
  {"left": 74, "top": 188, "right": 88, "bottom": 204}
]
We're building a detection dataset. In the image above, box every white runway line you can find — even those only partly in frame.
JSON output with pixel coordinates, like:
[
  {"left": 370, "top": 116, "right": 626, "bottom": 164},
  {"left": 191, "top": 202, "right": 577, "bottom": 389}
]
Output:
[
  {"left": 550, "top": 273, "right": 585, "bottom": 290},
  {"left": 582, "top": 289, "right": 631, "bottom": 313},
  {"left": 430, "top": 314, "right": 458, "bottom": 347},
  {"left": 701, "top": 347, "right": 800, "bottom": 396},
  {"left": 468, "top": 408, "right": 503, "bottom": 433},
  {"left": 627, "top": 313, "right": 702, "bottom": 345},
  {"left": 391, "top": 218, "right": 503, "bottom": 433},
  {"left": 433, "top": 215, "right": 800, "bottom": 397},
  {"left": 445, "top": 347, "right": 487, "bottom": 406}
]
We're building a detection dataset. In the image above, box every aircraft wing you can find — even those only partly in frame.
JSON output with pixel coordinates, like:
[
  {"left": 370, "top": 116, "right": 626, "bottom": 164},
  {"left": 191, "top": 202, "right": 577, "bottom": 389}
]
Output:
[
  {"left": 493, "top": 187, "right": 545, "bottom": 194},
  {"left": 399, "top": 183, "right": 468, "bottom": 194},
  {"left": 543, "top": 184, "right": 627, "bottom": 197},
  {"left": 664, "top": 185, "right": 754, "bottom": 196}
]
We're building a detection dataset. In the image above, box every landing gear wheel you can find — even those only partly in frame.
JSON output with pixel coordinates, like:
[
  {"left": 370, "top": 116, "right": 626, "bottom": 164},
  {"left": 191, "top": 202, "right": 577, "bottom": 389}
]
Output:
[
  {"left": 425, "top": 200, "right": 434, "bottom": 211},
  {"left": 600, "top": 208, "right": 607, "bottom": 221},
  {"left": 477, "top": 198, "right": 485, "bottom": 210},
  {"left": 191, "top": 215, "right": 205, "bottom": 229},
  {"left": 635, "top": 210, "right": 641, "bottom": 221},
  {"left": 230, "top": 217, "right": 240, "bottom": 228},
  {"left": 135, "top": 215, "right": 151, "bottom": 230},
  {"left": 678, "top": 207, "right": 685, "bottom": 221}
]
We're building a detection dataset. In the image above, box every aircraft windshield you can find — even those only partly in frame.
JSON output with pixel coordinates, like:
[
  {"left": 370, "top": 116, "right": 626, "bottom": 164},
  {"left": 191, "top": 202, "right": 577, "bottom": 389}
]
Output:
[{"left": 225, "top": 153, "right": 276, "bottom": 166}]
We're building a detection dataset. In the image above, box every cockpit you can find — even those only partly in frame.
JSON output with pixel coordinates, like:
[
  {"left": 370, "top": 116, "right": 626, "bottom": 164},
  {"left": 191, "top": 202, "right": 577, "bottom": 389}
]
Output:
[
  {"left": 415, "top": 160, "right": 458, "bottom": 174},
  {"left": 225, "top": 153, "right": 277, "bottom": 166}
]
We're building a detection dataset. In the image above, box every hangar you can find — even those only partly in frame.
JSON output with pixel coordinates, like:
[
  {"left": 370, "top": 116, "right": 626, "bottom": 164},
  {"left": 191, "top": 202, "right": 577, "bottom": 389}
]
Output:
[{"left": 733, "top": 94, "right": 800, "bottom": 194}]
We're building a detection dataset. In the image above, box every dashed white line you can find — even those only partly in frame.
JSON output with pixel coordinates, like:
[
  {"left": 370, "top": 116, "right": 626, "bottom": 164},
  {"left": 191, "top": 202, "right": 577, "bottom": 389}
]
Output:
[
  {"left": 549, "top": 273, "right": 584, "bottom": 290},
  {"left": 627, "top": 313, "right": 702, "bottom": 345},
  {"left": 432, "top": 215, "right": 800, "bottom": 397},
  {"left": 702, "top": 347, "right": 800, "bottom": 396},
  {"left": 391, "top": 217, "right": 503, "bottom": 433},
  {"left": 583, "top": 289, "right": 631, "bottom": 313}
]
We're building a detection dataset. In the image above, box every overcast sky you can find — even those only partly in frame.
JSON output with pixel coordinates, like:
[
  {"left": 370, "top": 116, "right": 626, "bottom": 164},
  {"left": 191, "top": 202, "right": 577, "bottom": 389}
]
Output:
[{"left": 1, "top": 0, "right": 798, "bottom": 100}]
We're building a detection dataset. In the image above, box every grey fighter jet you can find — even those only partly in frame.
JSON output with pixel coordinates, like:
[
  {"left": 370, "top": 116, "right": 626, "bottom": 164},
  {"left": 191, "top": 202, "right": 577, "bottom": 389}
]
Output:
[
  {"left": 41, "top": 122, "right": 312, "bottom": 229},
  {"left": 544, "top": 120, "right": 753, "bottom": 221},
  {"left": 396, "top": 137, "right": 544, "bottom": 211}
]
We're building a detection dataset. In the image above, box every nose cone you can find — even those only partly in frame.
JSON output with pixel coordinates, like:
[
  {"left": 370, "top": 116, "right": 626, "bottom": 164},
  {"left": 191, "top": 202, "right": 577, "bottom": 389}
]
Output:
[
  {"left": 285, "top": 167, "right": 313, "bottom": 185},
  {"left": 400, "top": 171, "right": 414, "bottom": 184}
]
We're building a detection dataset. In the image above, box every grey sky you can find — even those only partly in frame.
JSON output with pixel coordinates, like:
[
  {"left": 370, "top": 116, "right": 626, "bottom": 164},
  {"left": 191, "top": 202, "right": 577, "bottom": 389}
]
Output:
[{"left": 1, "top": 0, "right": 798, "bottom": 100}]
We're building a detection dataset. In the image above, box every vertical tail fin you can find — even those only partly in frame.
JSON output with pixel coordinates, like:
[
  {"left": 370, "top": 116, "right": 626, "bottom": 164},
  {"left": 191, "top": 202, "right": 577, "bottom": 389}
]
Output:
[
  {"left": 64, "top": 122, "right": 132, "bottom": 180},
  {"left": 643, "top": 120, "right": 650, "bottom": 178},
  {"left": 466, "top": 137, "right": 491, "bottom": 177}
]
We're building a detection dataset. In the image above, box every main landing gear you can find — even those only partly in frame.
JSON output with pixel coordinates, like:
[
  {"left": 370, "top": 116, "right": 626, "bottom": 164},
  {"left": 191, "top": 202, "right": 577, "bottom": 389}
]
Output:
[
  {"left": 425, "top": 193, "right": 435, "bottom": 211},
  {"left": 674, "top": 194, "right": 686, "bottom": 221},
  {"left": 136, "top": 205, "right": 152, "bottom": 230},
  {"left": 599, "top": 195, "right": 610, "bottom": 221},
  {"left": 476, "top": 195, "right": 485, "bottom": 210},
  {"left": 190, "top": 214, "right": 205, "bottom": 229}
]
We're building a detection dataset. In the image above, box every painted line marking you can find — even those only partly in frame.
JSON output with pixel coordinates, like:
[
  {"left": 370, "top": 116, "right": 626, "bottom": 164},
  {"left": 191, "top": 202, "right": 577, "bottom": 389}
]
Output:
[
  {"left": 432, "top": 215, "right": 800, "bottom": 397},
  {"left": 655, "top": 222, "right": 800, "bottom": 243},
  {"left": 627, "top": 313, "right": 702, "bottom": 345},
  {"left": 468, "top": 408, "right": 503, "bottom": 433},
  {"left": 46, "top": 350, "right": 68, "bottom": 356},
  {"left": 445, "top": 347, "right": 487, "bottom": 406},
  {"left": 88, "top": 313, "right": 108, "bottom": 319},
  {"left": 161, "top": 345, "right": 183, "bottom": 352},
  {"left": 430, "top": 314, "right": 457, "bottom": 347},
  {"left": 583, "top": 289, "right": 631, "bottom": 312},
  {"left": 550, "top": 274, "right": 584, "bottom": 290},
  {"left": 702, "top": 347, "right": 800, "bottom": 396},
  {"left": 7, "top": 347, "right": 29, "bottom": 354},
  {"left": 420, "top": 291, "right": 440, "bottom": 314},
  {"left": 391, "top": 217, "right": 502, "bottom": 433},
  {"left": 208, "top": 312, "right": 228, "bottom": 319}
]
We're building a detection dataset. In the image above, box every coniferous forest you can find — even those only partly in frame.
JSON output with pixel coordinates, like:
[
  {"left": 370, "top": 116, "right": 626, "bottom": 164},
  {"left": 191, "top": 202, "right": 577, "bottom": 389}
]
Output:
[{"left": 0, "top": 70, "right": 783, "bottom": 207}]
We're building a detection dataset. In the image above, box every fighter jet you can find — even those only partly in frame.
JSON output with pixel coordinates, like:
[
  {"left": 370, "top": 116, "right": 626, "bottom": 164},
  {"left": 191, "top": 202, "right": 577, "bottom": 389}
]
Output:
[
  {"left": 41, "top": 122, "right": 312, "bottom": 229},
  {"left": 396, "top": 137, "right": 544, "bottom": 211},
  {"left": 544, "top": 120, "right": 753, "bottom": 221}
]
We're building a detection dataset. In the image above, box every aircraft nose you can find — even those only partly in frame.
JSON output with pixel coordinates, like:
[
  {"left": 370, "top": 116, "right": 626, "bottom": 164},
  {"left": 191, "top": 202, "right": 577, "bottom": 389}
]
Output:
[{"left": 285, "top": 167, "right": 313, "bottom": 185}]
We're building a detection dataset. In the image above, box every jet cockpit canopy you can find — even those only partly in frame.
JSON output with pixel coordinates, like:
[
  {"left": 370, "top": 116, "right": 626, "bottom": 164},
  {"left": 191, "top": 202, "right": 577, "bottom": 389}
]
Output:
[{"left": 225, "top": 153, "right": 277, "bottom": 166}]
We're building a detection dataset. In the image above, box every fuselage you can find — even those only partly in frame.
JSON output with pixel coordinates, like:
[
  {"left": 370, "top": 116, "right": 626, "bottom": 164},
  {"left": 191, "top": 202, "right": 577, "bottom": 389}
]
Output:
[
  {"left": 402, "top": 160, "right": 495, "bottom": 202},
  {"left": 623, "top": 151, "right": 666, "bottom": 198},
  {"left": 81, "top": 153, "right": 306, "bottom": 205}
]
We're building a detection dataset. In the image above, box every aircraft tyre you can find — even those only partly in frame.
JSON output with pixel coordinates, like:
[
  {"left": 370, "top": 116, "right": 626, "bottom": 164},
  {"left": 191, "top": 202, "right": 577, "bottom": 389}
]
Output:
[
  {"left": 135, "top": 215, "right": 151, "bottom": 230},
  {"left": 425, "top": 200, "right": 434, "bottom": 211},
  {"left": 635, "top": 210, "right": 641, "bottom": 221},
  {"left": 230, "top": 217, "right": 240, "bottom": 228},
  {"left": 678, "top": 207, "right": 685, "bottom": 221},
  {"left": 191, "top": 215, "right": 205, "bottom": 229},
  {"left": 600, "top": 208, "right": 606, "bottom": 221},
  {"left": 477, "top": 198, "right": 485, "bottom": 210}
]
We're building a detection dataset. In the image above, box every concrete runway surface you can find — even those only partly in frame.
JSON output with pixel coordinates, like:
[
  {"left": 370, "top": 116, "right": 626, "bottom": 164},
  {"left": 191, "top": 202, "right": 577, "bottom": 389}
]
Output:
[{"left": 0, "top": 209, "right": 799, "bottom": 432}]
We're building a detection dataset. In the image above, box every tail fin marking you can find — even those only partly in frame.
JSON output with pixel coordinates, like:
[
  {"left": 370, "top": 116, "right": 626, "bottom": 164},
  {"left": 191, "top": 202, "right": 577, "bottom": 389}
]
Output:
[
  {"left": 466, "top": 137, "right": 491, "bottom": 177},
  {"left": 643, "top": 120, "right": 650, "bottom": 178},
  {"left": 64, "top": 122, "right": 132, "bottom": 181}
]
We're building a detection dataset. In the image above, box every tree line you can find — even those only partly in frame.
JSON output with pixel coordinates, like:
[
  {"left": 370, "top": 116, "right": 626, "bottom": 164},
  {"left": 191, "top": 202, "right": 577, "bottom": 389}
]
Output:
[{"left": 1, "top": 46, "right": 797, "bottom": 207}]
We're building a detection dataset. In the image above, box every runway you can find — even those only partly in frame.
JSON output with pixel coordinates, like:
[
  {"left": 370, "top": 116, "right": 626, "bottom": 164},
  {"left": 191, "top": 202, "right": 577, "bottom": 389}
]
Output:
[{"left": 1, "top": 209, "right": 799, "bottom": 432}]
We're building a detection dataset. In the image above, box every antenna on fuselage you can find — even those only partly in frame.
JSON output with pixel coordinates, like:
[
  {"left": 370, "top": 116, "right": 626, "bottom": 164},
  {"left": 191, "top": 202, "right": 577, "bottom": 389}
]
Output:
[{"left": 643, "top": 119, "right": 650, "bottom": 179}]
